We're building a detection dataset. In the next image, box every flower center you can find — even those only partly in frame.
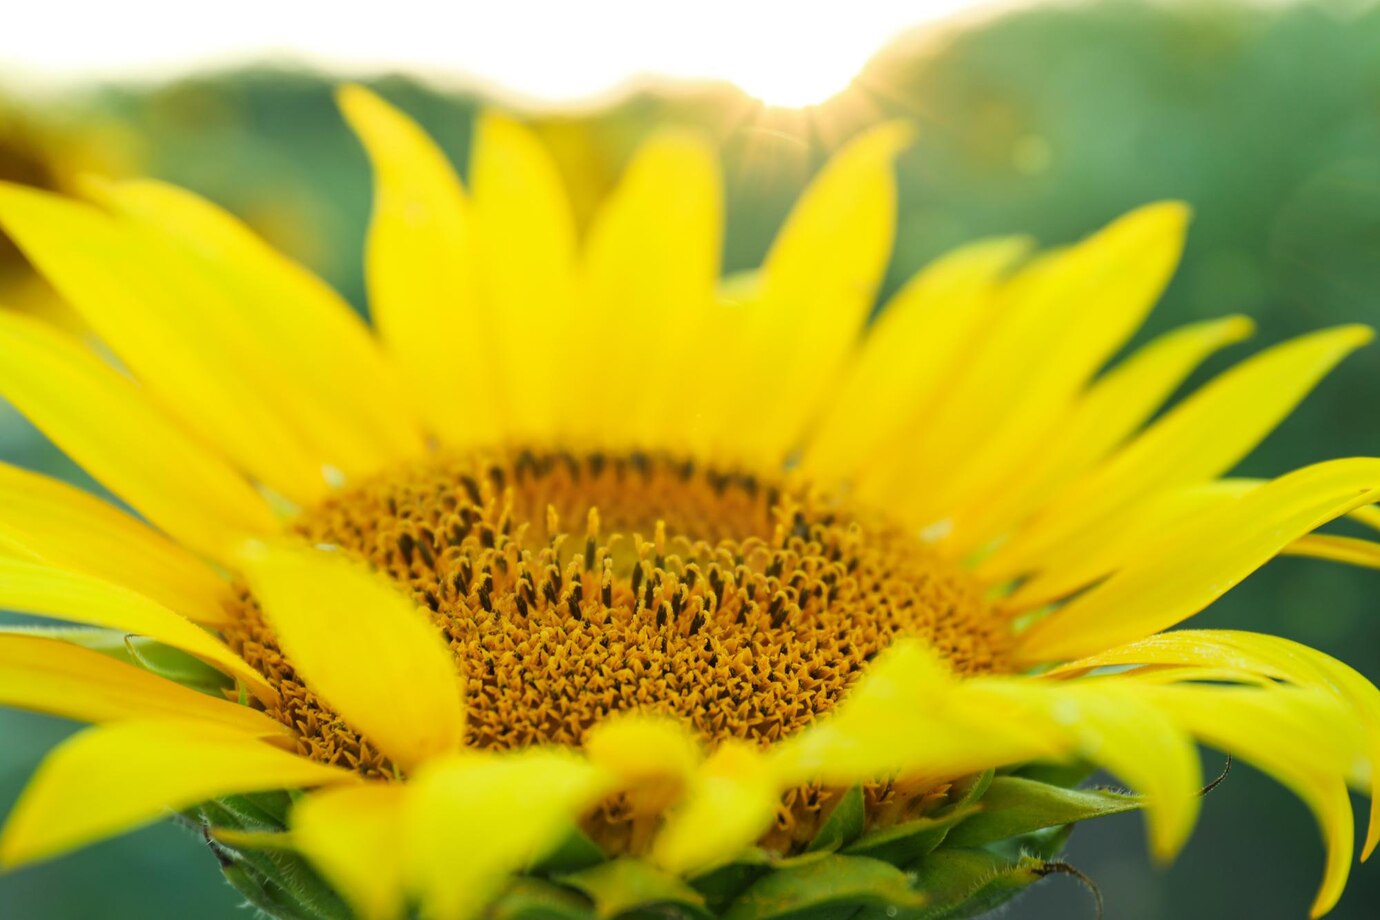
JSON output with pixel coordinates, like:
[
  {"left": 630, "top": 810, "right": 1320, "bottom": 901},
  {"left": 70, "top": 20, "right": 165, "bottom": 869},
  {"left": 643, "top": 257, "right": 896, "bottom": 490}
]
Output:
[{"left": 225, "top": 449, "right": 1010, "bottom": 778}]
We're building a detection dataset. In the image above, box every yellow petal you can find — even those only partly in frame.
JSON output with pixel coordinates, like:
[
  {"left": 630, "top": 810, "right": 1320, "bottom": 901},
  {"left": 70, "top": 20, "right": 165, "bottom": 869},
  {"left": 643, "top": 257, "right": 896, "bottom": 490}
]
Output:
[
  {"left": 0, "top": 719, "right": 353, "bottom": 869},
  {"left": 0, "top": 460, "right": 230, "bottom": 625},
  {"left": 725, "top": 122, "right": 909, "bottom": 466},
  {"left": 338, "top": 84, "right": 502, "bottom": 447},
  {"left": 293, "top": 784, "right": 408, "bottom": 920},
  {"left": 951, "top": 314, "right": 1254, "bottom": 554},
  {"left": 1004, "top": 481, "right": 1232, "bottom": 610},
  {"left": 0, "top": 182, "right": 330, "bottom": 503},
  {"left": 875, "top": 203, "right": 1190, "bottom": 528},
  {"left": 1010, "top": 477, "right": 1380, "bottom": 611},
  {"left": 1008, "top": 680, "right": 1200, "bottom": 861},
  {"left": 584, "top": 713, "right": 701, "bottom": 812},
  {"left": 93, "top": 177, "right": 427, "bottom": 476},
  {"left": 0, "top": 632, "right": 284, "bottom": 735},
  {"left": 1017, "top": 458, "right": 1380, "bottom": 662},
  {"left": 989, "top": 325, "right": 1373, "bottom": 579},
  {"left": 1285, "top": 533, "right": 1380, "bottom": 569},
  {"left": 0, "top": 556, "right": 274, "bottom": 703},
  {"left": 652, "top": 740, "right": 780, "bottom": 875},
  {"left": 0, "top": 310, "right": 278, "bottom": 560},
  {"left": 771, "top": 641, "right": 1055, "bottom": 787},
  {"left": 576, "top": 129, "right": 722, "bottom": 449},
  {"left": 1051, "top": 629, "right": 1380, "bottom": 859},
  {"left": 803, "top": 236, "right": 1030, "bottom": 488},
  {"left": 1139, "top": 683, "right": 1362, "bottom": 917},
  {"left": 470, "top": 111, "right": 578, "bottom": 443},
  {"left": 405, "top": 750, "right": 612, "bottom": 920},
  {"left": 237, "top": 540, "right": 465, "bottom": 770},
  {"left": 583, "top": 713, "right": 701, "bottom": 855}
]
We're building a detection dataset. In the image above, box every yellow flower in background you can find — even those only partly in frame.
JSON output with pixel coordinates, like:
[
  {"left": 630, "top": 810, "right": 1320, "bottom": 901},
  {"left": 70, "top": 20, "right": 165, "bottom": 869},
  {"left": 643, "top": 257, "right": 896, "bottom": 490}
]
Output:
[{"left": 0, "top": 84, "right": 1377, "bottom": 919}]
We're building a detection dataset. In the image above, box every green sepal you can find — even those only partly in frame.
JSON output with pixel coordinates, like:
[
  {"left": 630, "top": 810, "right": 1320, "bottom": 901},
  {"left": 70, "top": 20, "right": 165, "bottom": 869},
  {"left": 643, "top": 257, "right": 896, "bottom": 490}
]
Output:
[
  {"left": 560, "top": 857, "right": 712, "bottom": 920},
  {"left": 218, "top": 860, "right": 332, "bottom": 920},
  {"left": 535, "top": 826, "right": 608, "bottom": 874},
  {"left": 903, "top": 849, "right": 1046, "bottom": 920},
  {"left": 720, "top": 854, "right": 928, "bottom": 920},
  {"left": 945, "top": 775, "right": 1139, "bottom": 848},
  {"left": 990, "top": 824, "right": 1074, "bottom": 862},
  {"left": 688, "top": 850, "right": 773, "bottom": 913},
  {"left": 945, "top": 770, "right": 995, "bottom": 812},
  {"left": 198, "top": 798, "right": 352, "bottom": 920},
  {"left": 216, "top": 791, "right": 295, "bottom": 829},
  {"left": 490, "top": 878, "right": 598, "bottom": 920},
  {"left": 805, "top": 786, "right": 865, "bottom": 853},
  {"left": 841, "top": 807, "right": 976, "bottom": 866}
]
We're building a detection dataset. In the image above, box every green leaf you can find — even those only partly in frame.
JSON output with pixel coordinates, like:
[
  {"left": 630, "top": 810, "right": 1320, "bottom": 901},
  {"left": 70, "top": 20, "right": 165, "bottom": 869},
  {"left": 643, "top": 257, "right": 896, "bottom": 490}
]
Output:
[
  {"left": 688, "top": 850, "right": 773, "bottom": 913},
  {"left": 560, "top": 857, "right": 712, "bottom": 920},
  {"left": 534, "top": 826, "right": 607, "bottom": 873},
  {"left": 721, "top": 854, "right": 927, "bottom": 920},
  {"left": 945, "top": 775, "right": 1139, "bottom": 848},
  {"left": 842, "top": 807, "right": 976, "bottom": 866},
  {"left": 490, "top": 878, "right": 596, "bottom": 920},
  {"left": 806, "top": 786, "right": 865, "bottom": 853}
]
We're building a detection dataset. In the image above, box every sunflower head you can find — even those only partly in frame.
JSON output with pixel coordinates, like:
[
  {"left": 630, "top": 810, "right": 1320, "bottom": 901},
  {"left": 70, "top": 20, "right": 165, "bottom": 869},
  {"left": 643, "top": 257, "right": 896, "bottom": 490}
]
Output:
[{"left": 0, "top": 83, "right": 1377, "bottom": 920}]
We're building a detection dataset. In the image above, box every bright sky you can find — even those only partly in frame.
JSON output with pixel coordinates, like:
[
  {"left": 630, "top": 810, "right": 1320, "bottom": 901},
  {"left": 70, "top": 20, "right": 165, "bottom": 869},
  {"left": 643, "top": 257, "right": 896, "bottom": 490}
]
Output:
[{"left": 1, "top": 1, "right": 999, "bottom": 108}]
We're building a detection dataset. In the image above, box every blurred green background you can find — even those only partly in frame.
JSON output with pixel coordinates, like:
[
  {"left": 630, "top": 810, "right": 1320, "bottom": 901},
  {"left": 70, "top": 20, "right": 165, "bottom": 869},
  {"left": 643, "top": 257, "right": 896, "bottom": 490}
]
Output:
[{"left": 4, "top": 0, "right": 1380, "bottom": 916}]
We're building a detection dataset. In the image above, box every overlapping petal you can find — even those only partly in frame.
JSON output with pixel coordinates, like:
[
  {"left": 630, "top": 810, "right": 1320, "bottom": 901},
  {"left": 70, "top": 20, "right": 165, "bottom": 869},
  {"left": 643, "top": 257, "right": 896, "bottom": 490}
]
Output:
[{"left": 237, "top": 539, "right": 466, "bottom": 770}]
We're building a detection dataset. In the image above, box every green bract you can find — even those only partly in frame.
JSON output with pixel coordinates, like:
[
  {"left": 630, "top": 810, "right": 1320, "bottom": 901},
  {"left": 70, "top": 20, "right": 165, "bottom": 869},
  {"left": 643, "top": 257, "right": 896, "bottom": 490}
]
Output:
[{"left": 197, "top": 766, "right": 1123, "bottom": 920}]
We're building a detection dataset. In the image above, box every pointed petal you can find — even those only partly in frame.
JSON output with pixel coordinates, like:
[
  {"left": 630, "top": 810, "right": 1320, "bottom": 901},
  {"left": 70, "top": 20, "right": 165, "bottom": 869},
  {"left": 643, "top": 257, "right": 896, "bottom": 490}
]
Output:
[
  {"left": 725, "top": 122, "right": 909, "bottom": 466},
  {"left": 803, "top": 236, "right": 1030, "bottom": 488},
  {"left": 0, "top": 461, "right": 229, "bottom": 624},
  {"left": 293, "top": 784, "right": 408, "bottom": 920},
  {"left": 576, "top": 129, "right": 722, "bottom": 449},
  {"left": 0, "top": 182, "right": 330, "bottom": 503},
  {"left": 1017, "top": 458, "right": 1380, "bottom": 662},
  {"left": 0, "top": 633, "right": 284, "bottom": 735},
  {"left": 652, "top": 741, "right": 781, "bottom": 874},
  {"left": 1004, "top": 480, "right": 1234, "bottom": 610},
  {"left": 0, "top": 719, "right": 353, "bottom": 869},
  {"left": 0, "top": 556, "right": 273, "bottom": 702},
  {"left": 0, "top": 310, "right": 277, "bottom": 560},
  {"left": 771, "top": 641, "right": 1057, "bottom": 787},
  {"left": 405, "top": 750, "right": 611, "bottom": 920},
  {"left": 94, "top": 177, "right": 427, "bottom": 475},
  {"left": 338, "top": 84, "right": 501, "bottom": 447},
  {"left": 1007, "top": 681, "right": 1201, "bottom": 861},
  {"left": 584, "top": 713, "right": 701, "bottom": 814},
  {"left": 470, "top": 111, "right": 578, "bottom": 443},
  {"left": 888, "top": 202, "right": 1190, "bottom": 528},
  {"left": 1285, "top": 533, "right": 1380, "bottom": 569},
  {"left": 951, "top": 314, "right": 1254, "bottom": 553},
  {"left": 989, "top": 325, "right": 1373, "bottom": 579},
  {"left": 237, "top": 540, "right": 465, "bottom": 770},
  {"left": 1010, "top": 477, "right": 1380, "bottom": 611},
  {"left": 1051, "top": 629, "right": 1380, "bottom": 859},
  {"left": 1140, "top": 683, "right": 1362, "bottom": 917}
]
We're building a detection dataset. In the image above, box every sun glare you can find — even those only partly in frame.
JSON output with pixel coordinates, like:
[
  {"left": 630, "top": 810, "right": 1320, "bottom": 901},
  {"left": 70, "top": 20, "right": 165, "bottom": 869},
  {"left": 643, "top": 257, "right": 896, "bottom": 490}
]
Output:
[{"left": 2, "top": 1, "right": 991, "bottom": 108}]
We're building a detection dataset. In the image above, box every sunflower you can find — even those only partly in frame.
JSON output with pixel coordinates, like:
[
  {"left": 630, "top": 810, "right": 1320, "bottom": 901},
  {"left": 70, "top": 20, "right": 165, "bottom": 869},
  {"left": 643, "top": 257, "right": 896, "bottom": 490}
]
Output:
[{"left": 0, "top": 84, "right": 1377, "bottom": 920}]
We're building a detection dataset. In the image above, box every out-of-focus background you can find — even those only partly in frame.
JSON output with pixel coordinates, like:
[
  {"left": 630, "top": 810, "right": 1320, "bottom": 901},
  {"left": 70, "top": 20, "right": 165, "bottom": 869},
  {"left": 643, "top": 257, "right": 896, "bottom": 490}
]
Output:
[{"left": 3, "top": 0, "right": 1380, "bottom": 916}]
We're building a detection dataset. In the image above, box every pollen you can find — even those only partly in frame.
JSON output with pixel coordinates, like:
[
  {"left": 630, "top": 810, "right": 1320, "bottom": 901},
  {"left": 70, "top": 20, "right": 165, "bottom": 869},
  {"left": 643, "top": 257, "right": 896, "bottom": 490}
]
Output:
[{"left": 223, "top": 449, "right": 1011, "bottom": 842}]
